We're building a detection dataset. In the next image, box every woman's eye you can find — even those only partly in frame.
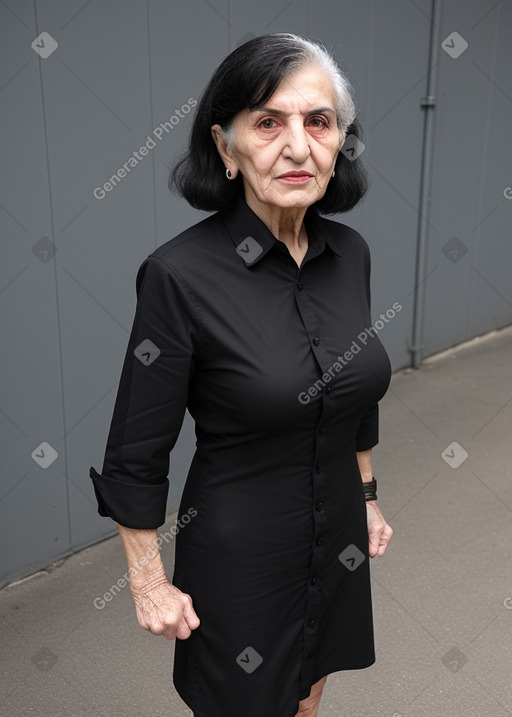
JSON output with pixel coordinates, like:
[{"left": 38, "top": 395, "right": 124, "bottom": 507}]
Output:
[
  {"left": 309, "top": 116, "right": 328, "bottom": 127},
  {"left": 257, "top": 116, "right": 328, "bottom": 131}
]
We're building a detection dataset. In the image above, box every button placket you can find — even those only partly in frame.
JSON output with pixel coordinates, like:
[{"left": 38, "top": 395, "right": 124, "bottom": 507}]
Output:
[
  {"left": 294, "top": 262, "right": 336, "bottom": 693},
  {"left": 299, "top": 408, "right": 329, "bottom": 690}
]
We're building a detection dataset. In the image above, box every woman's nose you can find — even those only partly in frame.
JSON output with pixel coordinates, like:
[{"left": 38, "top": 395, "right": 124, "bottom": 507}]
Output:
[{"left": 282, "top": 124, "right": 311, "bottom": 162}]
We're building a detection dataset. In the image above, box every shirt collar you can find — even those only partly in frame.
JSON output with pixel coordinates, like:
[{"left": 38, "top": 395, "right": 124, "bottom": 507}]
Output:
[{"left": 219, "top": 195, "right": 343, "bottom": 268}]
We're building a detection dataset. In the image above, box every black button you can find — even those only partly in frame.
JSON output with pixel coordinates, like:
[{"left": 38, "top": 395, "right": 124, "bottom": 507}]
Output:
[
  {"left": 316, "top": 537, "right": 323, "bottom": 546},
  {"left": 312, "top": 336, "right": 320, "bottom": 346},
  {"left": 315, "top": 501, "right": 323, "bottom": 511},
  {"left": 311, "top": 577, "right": 317, "bottom": 585},
  {"left": 325, "top": 386, "right": 333, "bottom": 395},
  {"left": 308, "top": 618, "right": 315, "bottom": 626},
  {"left": 316, "top": 464, "right": 323, "bottom": 473},
  {"left": 297, "top": 281, "right": 303, "bottom": 290},
  {"left": 308, "top": 651, "right": 314, "bottom": 658}
]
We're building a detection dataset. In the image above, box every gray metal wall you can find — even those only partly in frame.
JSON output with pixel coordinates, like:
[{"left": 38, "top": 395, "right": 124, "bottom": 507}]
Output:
[{"left": 1, "top": 0, "right": 510, "bottom": 586}]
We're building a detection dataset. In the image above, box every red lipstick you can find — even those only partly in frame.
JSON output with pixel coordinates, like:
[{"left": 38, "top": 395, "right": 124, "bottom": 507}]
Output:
[{"left": 277, "top": 171, "right": 313, "bottom": 183}]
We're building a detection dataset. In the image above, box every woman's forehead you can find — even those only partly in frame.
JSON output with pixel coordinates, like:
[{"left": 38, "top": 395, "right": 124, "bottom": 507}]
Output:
[{"left": 253, "top": 67, "right": 336, "bottom": 113}]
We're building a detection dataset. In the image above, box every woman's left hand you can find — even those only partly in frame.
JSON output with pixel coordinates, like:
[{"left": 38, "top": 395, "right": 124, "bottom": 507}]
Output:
[{"left": 366, "top": 501, "right": 393, "bottom": 557}]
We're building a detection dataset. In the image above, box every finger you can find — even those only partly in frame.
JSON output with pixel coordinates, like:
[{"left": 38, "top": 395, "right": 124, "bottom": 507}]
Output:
[
  {"left": 160, "top": 613, "right": 187, "bottom": 640},
  {"left": 368, "top": 529, "right": 380, "bottom": 558},
  {"left": 377, "top": 525, "right": 393, "bottom": 556},
  {"left": 148, "top": 619, "right": 176, "bottom": 637},
  {"left": 183, "top": 599, "right": 201, "bottom": 630},
  {"left": 175, "top": 619, "right": 193, "bottom": 640},
  {"left": 162, "top": 624, "right": 179, "bottom": 640}
]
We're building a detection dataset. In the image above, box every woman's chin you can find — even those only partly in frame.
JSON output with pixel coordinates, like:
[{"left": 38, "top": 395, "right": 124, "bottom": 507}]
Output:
[{"left": 259, "top": 188, "right": 324, "bottom": 210}]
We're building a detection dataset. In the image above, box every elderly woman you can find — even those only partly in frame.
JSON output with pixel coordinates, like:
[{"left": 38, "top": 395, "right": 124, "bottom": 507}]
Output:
[{"left": 90, "top": 32, "right": 393, "bottom": 717}]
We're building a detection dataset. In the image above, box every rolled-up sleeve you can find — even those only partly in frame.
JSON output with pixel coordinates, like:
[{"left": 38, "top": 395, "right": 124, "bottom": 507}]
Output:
[{"left": 90, "top": 255, "right": 199, "bottom": 529}]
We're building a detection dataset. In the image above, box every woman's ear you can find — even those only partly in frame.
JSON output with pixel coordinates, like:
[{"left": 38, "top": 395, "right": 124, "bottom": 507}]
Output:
[{"left": 211, "top": 124, "right": 238, "bottom": 179}]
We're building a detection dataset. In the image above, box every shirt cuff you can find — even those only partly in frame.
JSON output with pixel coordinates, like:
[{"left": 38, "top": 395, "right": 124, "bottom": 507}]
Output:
[{"left": 90, "top": 466, "right": 169, "bottom": 529}]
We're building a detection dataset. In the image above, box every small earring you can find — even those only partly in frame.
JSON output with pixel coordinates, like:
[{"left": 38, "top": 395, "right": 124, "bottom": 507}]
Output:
[
  {"left": 332, "top": 170, "right": 335, "bottom": 178},
  {"left": 226, "top": 168, "right": 232, "bottom": 180}
]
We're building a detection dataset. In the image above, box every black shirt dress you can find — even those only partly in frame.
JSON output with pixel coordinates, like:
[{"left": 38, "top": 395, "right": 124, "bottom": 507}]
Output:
[{"left": 90, "top": 195, "right": 392, "bottom": 717}]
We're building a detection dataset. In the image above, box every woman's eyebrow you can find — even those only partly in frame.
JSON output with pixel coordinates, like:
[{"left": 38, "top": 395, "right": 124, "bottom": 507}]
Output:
[{"left": 251, "top": 106, "right": 336, "bottom": 116}]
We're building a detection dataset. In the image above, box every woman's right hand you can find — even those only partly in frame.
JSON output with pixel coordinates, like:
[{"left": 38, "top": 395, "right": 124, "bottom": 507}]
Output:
[{"left": 130, "top": 573, "right": 201, "bottom": 640}]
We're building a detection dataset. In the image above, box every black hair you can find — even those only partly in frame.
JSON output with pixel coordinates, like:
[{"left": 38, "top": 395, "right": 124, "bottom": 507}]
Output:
[{"left": 169, "top": 33, "right": 369, "bottom": 215}]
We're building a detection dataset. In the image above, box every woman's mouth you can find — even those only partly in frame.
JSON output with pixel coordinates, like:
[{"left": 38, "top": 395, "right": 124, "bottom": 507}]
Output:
[{"left": 277, "top": 171, "right": 314, "bottom": 184}]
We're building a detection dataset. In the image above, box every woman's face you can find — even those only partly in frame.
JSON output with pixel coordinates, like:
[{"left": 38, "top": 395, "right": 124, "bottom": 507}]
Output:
[{"left": 217, "top": 65, "right": 343, "bottom": 213}]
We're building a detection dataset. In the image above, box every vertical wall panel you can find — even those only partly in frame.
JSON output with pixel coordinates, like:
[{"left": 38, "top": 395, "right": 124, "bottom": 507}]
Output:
[
  {"left": 1, "top": 1, "right": 71, "bottom": 580},
  {"left": 422, "top": 0, "right": 512, "bottom": 355},
  {"left": 40, "top": 1, "right": 162, "bottom": 552}
]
